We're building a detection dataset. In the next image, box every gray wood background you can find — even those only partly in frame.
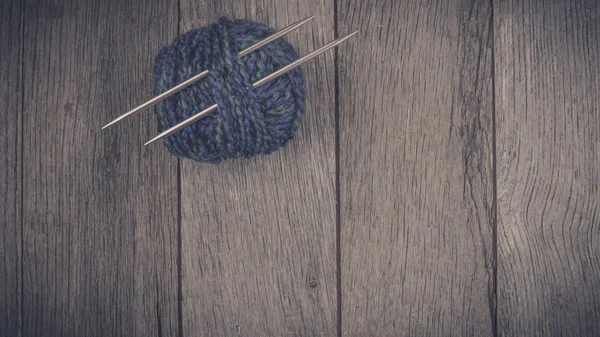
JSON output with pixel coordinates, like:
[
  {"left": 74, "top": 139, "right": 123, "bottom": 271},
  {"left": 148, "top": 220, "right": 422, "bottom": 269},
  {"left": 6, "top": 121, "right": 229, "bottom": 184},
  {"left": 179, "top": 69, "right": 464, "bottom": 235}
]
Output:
[{"left": 1, "top": 0, "right": 598, "bottom": 336}]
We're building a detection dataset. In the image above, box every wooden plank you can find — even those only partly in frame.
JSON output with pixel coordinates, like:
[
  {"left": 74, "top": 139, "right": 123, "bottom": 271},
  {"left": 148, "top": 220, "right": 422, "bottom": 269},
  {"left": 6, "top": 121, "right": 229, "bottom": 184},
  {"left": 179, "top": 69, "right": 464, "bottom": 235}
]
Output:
[
  {"left": 21, "top": 1, "right": 179, "bottom": 336},
  {"left": 1, "top": 1, "right": 22, "bottom": 336},
  {"left": 494, "top": 1, "right": 600, "bottom": 335},
  {"left": 338, "top": 1, "right": 495, "bottom": 335},
  {"left": 178, "top": 2, "right": 337, "bottom": 336}
]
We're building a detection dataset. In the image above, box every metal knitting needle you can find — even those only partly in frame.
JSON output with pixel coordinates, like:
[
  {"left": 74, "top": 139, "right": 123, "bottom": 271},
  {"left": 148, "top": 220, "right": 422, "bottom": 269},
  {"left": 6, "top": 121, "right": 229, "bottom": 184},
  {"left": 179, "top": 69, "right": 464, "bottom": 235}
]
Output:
[
  {"left": 145, "top": 30, "right": 358, "bottom": 146},
  {"left": 101, "top": 15, "right": 315, "bottom": 130}
]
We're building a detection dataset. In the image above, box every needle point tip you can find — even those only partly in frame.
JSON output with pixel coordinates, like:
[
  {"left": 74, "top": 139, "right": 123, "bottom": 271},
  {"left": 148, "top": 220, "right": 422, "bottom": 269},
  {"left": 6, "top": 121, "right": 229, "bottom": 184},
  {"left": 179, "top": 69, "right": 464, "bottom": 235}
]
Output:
[
  {"left": 144, "top": 137, "right": 160, "bottom": 146},
  {"left": 345, "top": 31, "right": 359, "bottom": 39}
]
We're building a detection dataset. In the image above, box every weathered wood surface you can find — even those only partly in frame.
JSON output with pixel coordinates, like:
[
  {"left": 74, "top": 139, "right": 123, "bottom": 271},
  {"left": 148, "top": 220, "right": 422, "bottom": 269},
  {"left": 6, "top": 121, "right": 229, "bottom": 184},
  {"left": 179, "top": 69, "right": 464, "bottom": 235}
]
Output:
[
  {"left": 338, "top": 0, "right": 496, "bottom": 336},
  {"left": 178, "top": 1, "right": 338, "bottom": 337},
  {"left": 1, "top": 1, "right": 22, "bottom": 337},
  {"left": 2, "top": 0, "right": 600, "bottom": 336},
  {"left": 21, "top": 0, "right": 179, "bottom": 336},
  {"left": 494, "top": 1, "right": 600, "bottom": 336}
]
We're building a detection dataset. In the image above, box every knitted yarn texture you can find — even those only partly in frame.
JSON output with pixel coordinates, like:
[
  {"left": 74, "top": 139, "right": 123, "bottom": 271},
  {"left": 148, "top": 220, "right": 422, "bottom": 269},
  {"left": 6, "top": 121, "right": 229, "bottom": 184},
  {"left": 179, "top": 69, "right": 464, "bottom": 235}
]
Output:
[{"left": 153, "top": 17, "right": 306, "bottom": 164}]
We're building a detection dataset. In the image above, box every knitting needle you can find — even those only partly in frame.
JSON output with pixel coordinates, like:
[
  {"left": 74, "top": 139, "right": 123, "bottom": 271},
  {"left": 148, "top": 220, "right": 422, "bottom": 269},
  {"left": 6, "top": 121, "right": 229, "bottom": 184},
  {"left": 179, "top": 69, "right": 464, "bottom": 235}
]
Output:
[
  {"left": 144, "top": 30, "right": 358, "bottom": 146},
  {"left": 101, "top": 15, "right": 315, "bottom": 130}
]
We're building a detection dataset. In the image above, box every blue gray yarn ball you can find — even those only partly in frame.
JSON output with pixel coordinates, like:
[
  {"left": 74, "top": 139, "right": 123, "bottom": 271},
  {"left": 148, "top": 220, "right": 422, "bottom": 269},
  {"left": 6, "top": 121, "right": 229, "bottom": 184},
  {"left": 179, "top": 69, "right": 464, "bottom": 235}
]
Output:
[{"left": 153, "top": 17, "right": 306, "bottom": 164}]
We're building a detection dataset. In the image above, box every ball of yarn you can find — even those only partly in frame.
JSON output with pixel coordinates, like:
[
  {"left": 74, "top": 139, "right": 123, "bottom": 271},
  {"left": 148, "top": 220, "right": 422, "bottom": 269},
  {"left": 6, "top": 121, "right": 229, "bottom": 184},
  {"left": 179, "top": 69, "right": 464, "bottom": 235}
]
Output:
[{"left": 153, "top": 17, "right": 306, "bottom": 164}]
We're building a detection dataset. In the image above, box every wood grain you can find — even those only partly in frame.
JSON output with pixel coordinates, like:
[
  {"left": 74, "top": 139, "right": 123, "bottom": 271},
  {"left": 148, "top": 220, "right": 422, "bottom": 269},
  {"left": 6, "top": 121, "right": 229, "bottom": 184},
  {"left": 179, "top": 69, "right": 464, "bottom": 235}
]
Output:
[
  {"left": 21, "top": 1, "right": 179, "bottom": 336},
  {"left": 1, "top": 1, "right": 22, "bottom": 337},
  {"left": 177, "top": 1, "right": 337, "bottom": 336},
  {"left": 494, "top": 1, "right": 600, "bottom": 335},
  {"left": 338, "top": 1, "right": 495, "bottom": 335}
]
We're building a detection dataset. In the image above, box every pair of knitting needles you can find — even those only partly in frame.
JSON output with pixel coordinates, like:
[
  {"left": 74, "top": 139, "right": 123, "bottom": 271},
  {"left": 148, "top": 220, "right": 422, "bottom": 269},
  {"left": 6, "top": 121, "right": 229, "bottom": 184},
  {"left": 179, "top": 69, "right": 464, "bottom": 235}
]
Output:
[{"left": 102, "top": 15, "right": 357, "bottom": 145}]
